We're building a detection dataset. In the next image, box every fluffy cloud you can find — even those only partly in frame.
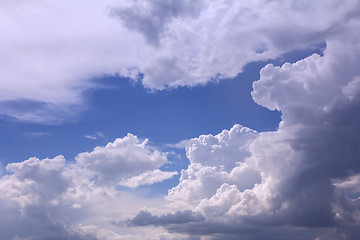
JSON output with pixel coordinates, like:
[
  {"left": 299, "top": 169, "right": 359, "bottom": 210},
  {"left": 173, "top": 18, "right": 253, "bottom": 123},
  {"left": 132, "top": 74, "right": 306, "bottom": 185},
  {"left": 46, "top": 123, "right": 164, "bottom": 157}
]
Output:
[
  {"left": 185, "top": 124, "right": 257, "bottom": 171},
  {"left": 0, "top": 156, "right": 93, "bottom": 240},
  {"left": 76, "top": 134, "right": 168, "bottom": 184},
  {"left": 0, "top": 134, "right": 177, "bottom": 240},
  {"left": 167, "top": 125, "right": 260, "bottom": 209},
  {"left": 2, "top": 0, "right": 359, "bottom": 122},
  {"left": 115, "top": 0, "right": 359, "bottom": 89}
]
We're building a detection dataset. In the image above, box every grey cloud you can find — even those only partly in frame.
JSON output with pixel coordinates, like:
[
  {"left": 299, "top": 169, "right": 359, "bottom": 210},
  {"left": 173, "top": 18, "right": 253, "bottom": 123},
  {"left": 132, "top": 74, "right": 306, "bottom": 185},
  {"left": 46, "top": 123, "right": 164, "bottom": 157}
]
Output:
[
  {"left": 0, "top": 156, "right": 97, "bottom": 240},
  {"left": 166, "top": 222, "right": 329, "bottom": 240},
  {"left": 128, "top": 210, "right": 205, "bottom": 227},
  {"left": 281, "top": 98, "right": 360, "bottom": 227},
  {"left": 112, "top": 0, "right": 205, "bottom": 46}
]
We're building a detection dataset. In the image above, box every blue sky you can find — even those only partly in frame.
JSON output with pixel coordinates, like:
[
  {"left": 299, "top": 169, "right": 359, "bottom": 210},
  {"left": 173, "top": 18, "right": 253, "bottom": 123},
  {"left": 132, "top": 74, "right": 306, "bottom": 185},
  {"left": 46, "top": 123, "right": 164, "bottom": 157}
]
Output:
[
  {"left": 0, "top": 45, "right": 324, "bottom": 165},
  {"left": 1, "top": 1, "right": 360, "bottom": 240},
  {"left": 1, "top": 61, "right": 280, "bottom": 163}
]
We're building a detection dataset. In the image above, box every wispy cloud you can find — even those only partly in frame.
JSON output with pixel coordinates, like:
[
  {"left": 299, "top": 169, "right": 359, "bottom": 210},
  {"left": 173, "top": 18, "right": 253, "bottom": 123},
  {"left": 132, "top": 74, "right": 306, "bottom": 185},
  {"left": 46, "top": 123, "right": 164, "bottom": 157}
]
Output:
[
  {"left": 25, "top": 131, "right": 50, "bottom": 138},
  {"left": 83, "top": 132, "right": 105, "bottom": 140},
  {"left": 119, "top": 169, "right": 178, "bottom": 189}
]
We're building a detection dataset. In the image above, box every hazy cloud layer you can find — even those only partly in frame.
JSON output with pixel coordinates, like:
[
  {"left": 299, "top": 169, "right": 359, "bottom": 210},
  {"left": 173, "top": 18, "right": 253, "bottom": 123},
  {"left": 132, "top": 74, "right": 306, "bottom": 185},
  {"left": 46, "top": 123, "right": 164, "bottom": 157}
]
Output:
[{"left": 128, "top": 210, "right": 205, "bottom": 227}]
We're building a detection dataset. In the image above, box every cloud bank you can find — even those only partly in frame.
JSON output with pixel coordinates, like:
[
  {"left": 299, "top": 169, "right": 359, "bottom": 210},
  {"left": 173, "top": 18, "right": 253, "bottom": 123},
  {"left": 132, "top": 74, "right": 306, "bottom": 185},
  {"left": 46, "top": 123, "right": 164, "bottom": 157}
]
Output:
[{"left": 1, "top": 0, "right": 359, "bottom": 121}]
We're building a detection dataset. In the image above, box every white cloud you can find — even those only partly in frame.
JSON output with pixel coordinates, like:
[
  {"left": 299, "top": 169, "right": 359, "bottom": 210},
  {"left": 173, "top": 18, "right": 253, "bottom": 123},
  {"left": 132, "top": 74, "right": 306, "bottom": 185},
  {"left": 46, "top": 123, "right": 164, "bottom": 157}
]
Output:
[
  {"left": 0, "top": 135, "right": 177, "bottom": 240},
  {"left": 0, "top": 0, "right": 145, "bottom": 122},
  {"left": 76, "top": 133, "right": 168, "bottom": 184},
  {"left": 167, "top": 125, "right": 261, "bottom": 210},
  {"left": 119, "top": 169, "right": 178, "bottom": 189},
  {"left": 84, "top": 132, "right": 105, "bottom": 140},
  {"left": 185, "top": 124, "right": 257, "bottom": 171},
  {"left": 116, "top": 0, "right": 357, "bottom": 89},
  {"left": 84, "top": 135, "right": 97, "bottom": 140},
  {"left": 1, "top": 0, "right": 359, "bottom": 122},
  {"left": 25, "top": 131, "right": 49, "bottom": 138}
]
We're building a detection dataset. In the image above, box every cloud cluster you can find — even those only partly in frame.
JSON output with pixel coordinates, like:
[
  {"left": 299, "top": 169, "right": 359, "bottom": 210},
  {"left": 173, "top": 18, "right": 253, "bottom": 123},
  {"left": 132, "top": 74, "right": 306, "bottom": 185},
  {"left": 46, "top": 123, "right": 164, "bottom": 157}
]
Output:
[
  {"left": 2, "top": 0, "right": 360, "bottom": 239},
  {"left": 1, "top": 0, "right": 359, "bottom": 121},
  {"left": 0, "top": 134, "right": 178, "bottom": 239},
  {"left": 127, "top": 11, "right": 360, "bottom": 240}
]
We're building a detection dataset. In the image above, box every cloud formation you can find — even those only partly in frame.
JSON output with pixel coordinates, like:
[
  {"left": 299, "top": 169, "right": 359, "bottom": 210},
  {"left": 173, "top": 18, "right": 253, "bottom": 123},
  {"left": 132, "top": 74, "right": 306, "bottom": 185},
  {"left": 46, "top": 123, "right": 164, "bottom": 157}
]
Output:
[
  {"left": 2, "top": 0, "right": 360, "bottom": 239},
  {"left": 76, "top": 134, "right": 168, "bottom": 184},
  {"left": 127, "top": 6, "right": 360, "bottom": 239},
  {"left": 1, "top": 0, "right": 359, "bottom": 121},
  {"left": 0, "top": 134, "right": 176, "bottom": 240}
]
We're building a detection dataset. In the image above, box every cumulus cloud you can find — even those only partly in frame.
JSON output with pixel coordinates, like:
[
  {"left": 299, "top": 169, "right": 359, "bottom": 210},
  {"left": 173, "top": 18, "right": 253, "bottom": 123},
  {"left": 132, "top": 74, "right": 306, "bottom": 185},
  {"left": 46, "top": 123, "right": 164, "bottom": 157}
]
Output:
[
  {"left": 167, "top": 125, "right": 261, "bottom": 209},
  {"left": 76, "top": 133, "right": 168, "bottom": 184},
  {"left": 0, "top": 134, "right": 176, "bottom": 240},
  {"left": 185, "top": 124, "right": 257, "bottom": 171},
  {"left": 0, "top": 156, "right": 93, "bottom": 240},
  {"left": 128, "top": 12, "right": 360, "bottom": 239},
  {"left": 2, "top": 0, "right": 359, "bottom": 121},
  {"left": 3, "top": 0, "right": 360, "bottom": 239}
]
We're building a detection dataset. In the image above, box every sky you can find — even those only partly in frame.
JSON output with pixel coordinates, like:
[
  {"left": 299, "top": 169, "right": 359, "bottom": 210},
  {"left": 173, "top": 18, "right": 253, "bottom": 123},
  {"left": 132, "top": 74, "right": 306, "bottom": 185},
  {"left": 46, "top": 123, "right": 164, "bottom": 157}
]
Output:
[{"left": 1, "top": 0, "right": 360, "bottom": 239}]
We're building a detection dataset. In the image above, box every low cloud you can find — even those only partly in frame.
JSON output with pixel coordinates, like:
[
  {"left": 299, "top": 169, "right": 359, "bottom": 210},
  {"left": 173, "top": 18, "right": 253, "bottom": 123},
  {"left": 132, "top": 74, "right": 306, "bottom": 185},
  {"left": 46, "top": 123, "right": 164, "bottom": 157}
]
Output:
[{"left": 0, "top": 134, "right": 175, "bottom": 239}]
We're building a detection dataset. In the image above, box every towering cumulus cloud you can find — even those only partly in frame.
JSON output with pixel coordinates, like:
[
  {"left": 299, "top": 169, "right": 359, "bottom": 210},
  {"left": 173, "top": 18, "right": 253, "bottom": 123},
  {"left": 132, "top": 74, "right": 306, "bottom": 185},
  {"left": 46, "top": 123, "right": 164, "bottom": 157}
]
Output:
[{"left": 129, "top": 4, "right": 360, "bottom": 240}]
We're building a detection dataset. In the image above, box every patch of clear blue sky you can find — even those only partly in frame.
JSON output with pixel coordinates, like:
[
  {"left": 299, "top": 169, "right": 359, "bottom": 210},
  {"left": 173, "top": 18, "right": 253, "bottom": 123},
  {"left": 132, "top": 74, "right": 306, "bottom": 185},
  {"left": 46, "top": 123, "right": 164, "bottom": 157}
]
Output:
[{"left": 0, "top": 43, "right": 325, "bottom": 172}]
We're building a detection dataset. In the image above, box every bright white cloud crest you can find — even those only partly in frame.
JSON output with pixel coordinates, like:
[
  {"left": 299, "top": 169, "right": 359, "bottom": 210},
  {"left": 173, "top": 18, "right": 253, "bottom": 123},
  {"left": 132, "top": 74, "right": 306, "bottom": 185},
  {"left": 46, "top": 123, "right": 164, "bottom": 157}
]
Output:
[
  {"left": 1, "top": 0, "right": 360, "bottom": 239},
  {"left": 76, "top": 134, "right": 168, "bottom": 183}
]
